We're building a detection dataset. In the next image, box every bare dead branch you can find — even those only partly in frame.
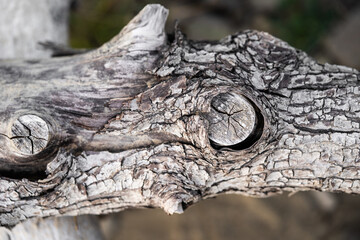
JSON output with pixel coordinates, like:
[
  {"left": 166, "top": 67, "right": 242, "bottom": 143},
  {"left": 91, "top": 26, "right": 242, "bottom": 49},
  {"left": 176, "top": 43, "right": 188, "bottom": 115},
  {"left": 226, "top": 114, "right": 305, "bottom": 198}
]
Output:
[{"left": 0, "top": 4, "right": 359, "bottom": 227}]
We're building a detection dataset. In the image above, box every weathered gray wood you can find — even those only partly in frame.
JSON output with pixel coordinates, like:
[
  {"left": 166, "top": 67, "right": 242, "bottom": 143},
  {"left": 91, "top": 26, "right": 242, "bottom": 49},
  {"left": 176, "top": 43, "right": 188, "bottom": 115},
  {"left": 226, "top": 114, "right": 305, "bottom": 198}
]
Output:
[
  {"left": 0, "top": 0, "right": 70, "bottom": 59},
  {"left": 207, "top": 92, "right": 257, "bottom": 147},
  {"left": 11, "top": 115, "right": 49, "bottom": 155},
  {"left": 0, "top": 4, "right": 359, "bottom": 227},
  {"left": 0, "top": 216, "right": 104, "bottom": 240},
  {"left": 0, "top": 1, "right": 105, "bottom": 237}
]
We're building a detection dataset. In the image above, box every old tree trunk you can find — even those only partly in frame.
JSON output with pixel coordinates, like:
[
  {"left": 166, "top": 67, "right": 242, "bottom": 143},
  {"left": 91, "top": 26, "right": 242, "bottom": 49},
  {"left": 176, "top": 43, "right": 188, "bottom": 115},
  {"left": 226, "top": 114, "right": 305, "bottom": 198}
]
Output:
[{"left": 0, "top": 4, "right": 359, "bottom": 227}]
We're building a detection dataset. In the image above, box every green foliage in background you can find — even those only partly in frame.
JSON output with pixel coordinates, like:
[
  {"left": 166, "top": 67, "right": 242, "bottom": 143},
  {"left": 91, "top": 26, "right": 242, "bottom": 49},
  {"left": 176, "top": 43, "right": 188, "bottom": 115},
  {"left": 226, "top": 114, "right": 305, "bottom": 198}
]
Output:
[
  {"left": 70, "top": 0, "right": 340, "bottom": 54},
  {"left": 271, "top": 0, "right": 339, "bottom": 53},
  {"left": 70, "top": 0, "right": 142, "bottom": 48}
]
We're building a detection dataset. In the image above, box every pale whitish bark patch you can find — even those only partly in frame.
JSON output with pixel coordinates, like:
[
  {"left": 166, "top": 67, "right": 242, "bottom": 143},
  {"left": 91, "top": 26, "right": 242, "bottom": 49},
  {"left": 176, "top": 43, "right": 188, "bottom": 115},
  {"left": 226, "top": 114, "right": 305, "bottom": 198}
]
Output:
[
  {"left": 0, "top": 0, "right": 70, "bottom": 59},
  {"left": 11, "top": 115, "right": 49, "bottom": 155},
  {"left": 0, "top": 4, "right": 359, "bottom": 227},
  {"left": 207, "top": 92, "right": 256, "bottom": 147}
]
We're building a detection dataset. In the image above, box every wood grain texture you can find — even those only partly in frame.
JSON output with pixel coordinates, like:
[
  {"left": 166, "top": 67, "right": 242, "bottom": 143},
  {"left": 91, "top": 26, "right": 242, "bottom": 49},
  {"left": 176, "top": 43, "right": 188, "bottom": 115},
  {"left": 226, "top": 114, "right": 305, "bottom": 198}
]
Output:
[
  {"left": 207, "top": 92, "right": 257, "bottom": 147},
  {"left": 0, "top": 4, "right": 359, "bottom": 227},
  {"left": 0, "top": 1, "right": 106, "bottom": 238},
  {"left": 11, "top": 115, "right": 49, "bottom": 155}
]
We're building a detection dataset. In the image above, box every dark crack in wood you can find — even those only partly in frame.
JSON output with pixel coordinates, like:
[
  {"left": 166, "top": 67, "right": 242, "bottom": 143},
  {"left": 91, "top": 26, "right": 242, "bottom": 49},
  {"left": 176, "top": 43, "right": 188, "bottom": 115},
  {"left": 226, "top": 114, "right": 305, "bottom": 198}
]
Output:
[
  {"left": 0, "top": 4, "right": 359, "bottom": 227},
  {"left": 207, "top": 92, "right": 257, "bottom": 148},
  {"left": 11, "top": 115, "right": 49, "bottom": 155}
]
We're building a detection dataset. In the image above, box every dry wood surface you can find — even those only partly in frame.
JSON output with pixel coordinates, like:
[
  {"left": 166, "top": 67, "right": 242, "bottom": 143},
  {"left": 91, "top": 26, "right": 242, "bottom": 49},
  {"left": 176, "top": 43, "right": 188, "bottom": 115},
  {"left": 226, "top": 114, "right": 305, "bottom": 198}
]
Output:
[{"left": 0, "top": 4, "right": 359, "bottom": 227}]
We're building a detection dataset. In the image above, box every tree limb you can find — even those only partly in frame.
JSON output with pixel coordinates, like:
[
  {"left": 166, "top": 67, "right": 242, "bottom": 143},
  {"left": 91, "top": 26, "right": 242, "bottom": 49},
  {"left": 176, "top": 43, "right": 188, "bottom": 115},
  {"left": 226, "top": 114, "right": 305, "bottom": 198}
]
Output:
[{"left": 0, "top": 4, "right": 359, "bottom": 227}]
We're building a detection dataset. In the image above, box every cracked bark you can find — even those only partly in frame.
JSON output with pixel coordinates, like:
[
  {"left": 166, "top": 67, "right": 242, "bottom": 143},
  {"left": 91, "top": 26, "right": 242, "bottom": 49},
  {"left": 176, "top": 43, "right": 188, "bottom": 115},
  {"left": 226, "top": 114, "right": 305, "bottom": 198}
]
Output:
[{"left": 0, "top": 4, "right": 359, "bottom": 227}]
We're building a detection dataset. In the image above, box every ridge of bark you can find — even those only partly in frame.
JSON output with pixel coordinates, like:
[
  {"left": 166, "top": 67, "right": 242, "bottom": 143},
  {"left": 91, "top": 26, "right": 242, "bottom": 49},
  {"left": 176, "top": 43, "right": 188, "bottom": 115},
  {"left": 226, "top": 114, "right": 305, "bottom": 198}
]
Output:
[{"left": 0, "top": 4, "right": 359, "bottom": 227}]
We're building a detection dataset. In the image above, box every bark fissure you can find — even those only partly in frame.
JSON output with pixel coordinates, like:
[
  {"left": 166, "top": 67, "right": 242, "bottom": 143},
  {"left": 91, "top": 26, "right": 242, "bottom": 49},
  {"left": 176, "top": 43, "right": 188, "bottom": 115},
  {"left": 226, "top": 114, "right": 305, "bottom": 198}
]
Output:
[{"left": 0, "top": 4, "right": 359, "bottom": 227}]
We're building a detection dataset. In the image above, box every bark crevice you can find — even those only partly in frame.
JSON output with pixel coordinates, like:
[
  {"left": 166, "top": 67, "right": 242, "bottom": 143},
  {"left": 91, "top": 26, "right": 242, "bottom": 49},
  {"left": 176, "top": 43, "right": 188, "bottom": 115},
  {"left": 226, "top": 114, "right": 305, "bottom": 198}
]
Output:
[{"left": 0, "top": 4, "right": 359, "bottom": 227}]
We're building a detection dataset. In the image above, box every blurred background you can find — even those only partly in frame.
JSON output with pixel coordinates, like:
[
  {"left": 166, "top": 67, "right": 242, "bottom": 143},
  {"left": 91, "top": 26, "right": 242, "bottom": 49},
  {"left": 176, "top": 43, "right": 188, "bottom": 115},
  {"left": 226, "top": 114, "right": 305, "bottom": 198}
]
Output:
[
  {"left": 0, "top": 0, "right": 357, "bottom": 239},
  {"left": 67, "top": 0, "right": 360, "bottom": 240},
  {"left": 69, "top": 0, "right": 360, "bottom": 69},
  {"left": 67, "top": 0, "right": 360, "bottom": 239}
]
